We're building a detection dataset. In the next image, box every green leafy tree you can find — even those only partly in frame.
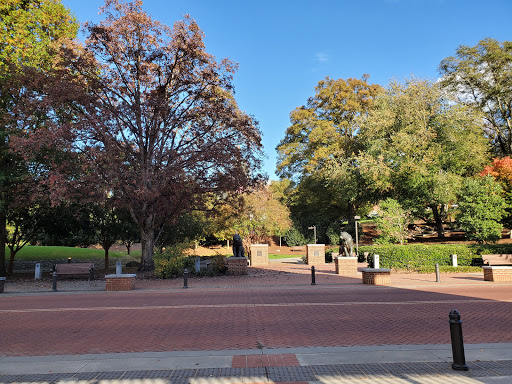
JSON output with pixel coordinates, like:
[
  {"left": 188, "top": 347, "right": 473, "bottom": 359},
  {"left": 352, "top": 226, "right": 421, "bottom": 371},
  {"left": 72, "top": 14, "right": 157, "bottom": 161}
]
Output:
[
  {"left": 0, "top": 0, "right": 77, "bottom": 276},
  {"left": 439, "top": 38, "right": 512, "bottom": 156},
  {"left": 276, "top": 76, "right": 382, "bottom": 233},
  {"left": 458, "top": 176, "right": 506, "bottom": 243},
  {"left": 358, "top": 78, "right": 490, "bottom": 238},
  {"left": 374, "top": 198, "right": 411, "bottom": 245}
]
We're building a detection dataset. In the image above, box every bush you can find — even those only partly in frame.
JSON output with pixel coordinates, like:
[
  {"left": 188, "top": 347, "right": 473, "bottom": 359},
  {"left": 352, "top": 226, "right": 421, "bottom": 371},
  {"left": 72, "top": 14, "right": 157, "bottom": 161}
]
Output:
[
  {"left": 358, "top": 243, "right": 512, "bottom": 271},
  {"left": 283, "top": 227, "right": 307, "bottom": 247},
  {"left": 154, "top": 243, "right": 194, "bottom": 278}
]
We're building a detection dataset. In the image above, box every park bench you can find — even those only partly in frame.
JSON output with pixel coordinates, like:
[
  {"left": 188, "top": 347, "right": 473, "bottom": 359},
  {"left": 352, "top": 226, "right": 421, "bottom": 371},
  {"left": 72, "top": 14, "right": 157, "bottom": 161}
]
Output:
[
  {"left": 290, "top": 246, "right": 305, "bottom": 252},
  {"left": 55, "top": 263, "right": 95, "bottom": 280},
  {"left": 481, "top": 254, "right": 512, "bottom": 266}
]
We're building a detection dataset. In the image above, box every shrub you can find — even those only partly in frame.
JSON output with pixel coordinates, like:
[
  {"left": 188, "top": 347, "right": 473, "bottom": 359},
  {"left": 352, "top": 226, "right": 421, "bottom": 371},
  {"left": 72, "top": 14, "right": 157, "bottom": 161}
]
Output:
[
  {"left": 458, "top": 176, "right": 506, "bottom": 243},
  {"left": 358, "top": 243, "right": 512, "bottom": 271},
  {"left": 154, "top": 243, "right": 194, "bottom": 278},
  {"left": 283, "top": 227, "right": 306, "bottom": 247},
  {"left": 374, "top": 198, "right": 411, "bottom": 245}
]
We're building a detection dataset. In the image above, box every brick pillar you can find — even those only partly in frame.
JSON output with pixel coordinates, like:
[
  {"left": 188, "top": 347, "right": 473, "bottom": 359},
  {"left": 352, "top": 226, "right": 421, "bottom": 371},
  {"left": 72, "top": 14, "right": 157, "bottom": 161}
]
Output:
[
  {"left": 335, "top": 256, "right": 358, "bottom": 275},
  {"left": 362, "top": 268, "right": 391, "bottom": 285},
  {"left": 227, "top": 257, "right": 248, "bottom": 275},
  {"left": 306, "top": 244, "right": 325, "bottom": 265},
  {"left": 483, "top": 266, "right": 512, "bottom": 282},
  {"left": 105, "top": 274, "right": 136, "bottom": 291},
  {"left": 250, "top": 244, "right": 269, "bottom": 266}
]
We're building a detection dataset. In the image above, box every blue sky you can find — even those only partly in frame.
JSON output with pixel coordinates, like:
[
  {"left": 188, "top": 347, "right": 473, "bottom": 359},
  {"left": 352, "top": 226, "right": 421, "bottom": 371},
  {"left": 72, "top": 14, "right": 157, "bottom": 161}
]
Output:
[{"left": 62, "top": 0, "right": 511, "bottom": 179}]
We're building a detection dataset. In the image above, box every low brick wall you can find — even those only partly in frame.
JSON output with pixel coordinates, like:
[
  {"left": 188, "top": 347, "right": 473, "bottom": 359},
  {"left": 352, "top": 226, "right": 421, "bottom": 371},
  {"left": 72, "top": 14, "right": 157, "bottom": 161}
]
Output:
[
  {"left": 227, "top": 257, "right": 248, "bottom": 275},
  {"left": 306, "top": 244, "right": 325, "bottom": 265},
  {"left": 250, "top": 244, "right": 269, "bottom": 266},
  {"left": 483, "top": 266, "right": 512, "bottom": 282},
  {"left": 362, "top": 268, "right": 391, "bottom": 285},
  {"left": 105, "top": 274, "right": 136, "bottom": 291},
  {"left": 335, "top": 257, "right": 358, "bottom": 275}
]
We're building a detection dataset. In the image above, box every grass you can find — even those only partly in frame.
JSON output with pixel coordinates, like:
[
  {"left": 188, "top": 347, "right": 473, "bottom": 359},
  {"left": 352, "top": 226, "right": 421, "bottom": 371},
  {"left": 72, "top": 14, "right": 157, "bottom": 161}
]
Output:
[
  {"left": 6, "top": 246, "right": 140, "bottom": 261},
  {"left": 268, "top": 253, "right": 301, "bottom": 259}
]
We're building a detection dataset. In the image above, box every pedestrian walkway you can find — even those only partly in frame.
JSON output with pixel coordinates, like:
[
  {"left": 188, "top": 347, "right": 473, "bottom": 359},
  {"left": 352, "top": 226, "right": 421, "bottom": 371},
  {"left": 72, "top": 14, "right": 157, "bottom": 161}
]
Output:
[
  {"left": 1, "top": 264, "right": 512, "bottom": 383},
  {"left": 1, "top": 344, "right": 512, "bottom": 383}
]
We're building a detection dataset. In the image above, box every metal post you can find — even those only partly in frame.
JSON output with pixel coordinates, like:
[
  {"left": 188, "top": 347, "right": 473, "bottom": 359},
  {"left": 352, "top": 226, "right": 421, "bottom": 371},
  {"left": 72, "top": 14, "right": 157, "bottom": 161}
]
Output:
[
  {"left": 308, "top": 226, "right": 317, "bottom": 244},
  {"left": 311, "top": 266, "right": 316, "bottom": 285},
  {"left": 449, "top": 309, "right": 469, "bottom": 371},
  {"left": 52, "top": 271, "right": 58, "bottom": 292},
  {"left": 354, "top": 216, "right": 360, "bottom": 257},
  {"left": 67, "top": 257, "right": 71, "bottom": 263},
  {"left": 183, "top": 268, "right": 189, "bottom": 289},
  {"left": 435, "top": 263, "right": 440, "bottom": 282}
]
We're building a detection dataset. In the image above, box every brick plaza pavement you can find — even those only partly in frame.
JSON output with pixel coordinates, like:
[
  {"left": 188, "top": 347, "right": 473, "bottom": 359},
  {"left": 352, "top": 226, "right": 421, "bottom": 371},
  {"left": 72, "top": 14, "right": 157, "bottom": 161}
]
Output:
[{"left": 1, "top": 264, "right": 512, "bottom": 383}]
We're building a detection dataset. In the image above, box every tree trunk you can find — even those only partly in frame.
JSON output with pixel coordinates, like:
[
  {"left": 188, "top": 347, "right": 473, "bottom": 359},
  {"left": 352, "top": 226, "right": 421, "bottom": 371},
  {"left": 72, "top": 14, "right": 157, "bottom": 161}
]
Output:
[
  {"left": 140, "top": 228, "right": 155, "bottom": 271},
  {"left": 104, "top": 247, "right": 109, "bottom": 271},
  {"left": 8, "top": 248, "right": 18, "bottom": 274},
  {"left": 126, "top": 243, "right": 131, "bottom": 255},
  {"left": 431, "top": 204, "right": 445, "bottom": 239},
  {"left": 0, "top": 212, "right": 6, "bottom": 277}
]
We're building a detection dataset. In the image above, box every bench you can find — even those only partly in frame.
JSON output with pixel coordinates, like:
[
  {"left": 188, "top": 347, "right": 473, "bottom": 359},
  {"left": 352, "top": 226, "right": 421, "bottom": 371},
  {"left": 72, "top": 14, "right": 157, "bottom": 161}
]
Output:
[
  {"left": 290, "top": 246, "right": 305, "bottom": 252},
  {"left": 481, "top": 254, "right": 512, "bottom": 266},
  {"left": 55, "top": 263, "right": 94, "bottom": 280}
]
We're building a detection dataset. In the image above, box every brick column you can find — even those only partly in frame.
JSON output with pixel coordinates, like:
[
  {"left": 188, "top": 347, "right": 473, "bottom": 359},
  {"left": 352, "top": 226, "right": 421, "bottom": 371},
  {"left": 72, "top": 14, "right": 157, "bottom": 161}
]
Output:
[
  {"left": 483, "top": 266, "right": 512, "bottom": 282},
  {"left": 362, "top": 268, "right": 391, "bottom": 285},
  {"left": 335, "top": 256, "right": 358, "bottom": 275},
  {"left": 227, "top": 257, "right": 248, "bottom": 275},
  {"left": 105, "top": 274, "right": 136, "bottom": 291},
  {"left": 250, "top": 244, "right": 269, "bottom": 266},
  {"left": 306, "top": 244, "right": 325, "bottom": 265}
]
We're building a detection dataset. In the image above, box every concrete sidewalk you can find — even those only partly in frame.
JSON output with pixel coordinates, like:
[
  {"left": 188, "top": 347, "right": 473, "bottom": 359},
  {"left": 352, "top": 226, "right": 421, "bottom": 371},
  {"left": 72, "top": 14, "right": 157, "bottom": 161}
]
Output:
[{"left": 1, "top": 343, "right": 512, "bottom": 383}]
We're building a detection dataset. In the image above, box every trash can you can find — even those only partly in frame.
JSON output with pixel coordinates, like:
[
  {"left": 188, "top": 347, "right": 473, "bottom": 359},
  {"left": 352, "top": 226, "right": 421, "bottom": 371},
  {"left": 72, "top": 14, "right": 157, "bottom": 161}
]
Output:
[{"left": 0, "top": 277, "right": 6, "bottom": 293}]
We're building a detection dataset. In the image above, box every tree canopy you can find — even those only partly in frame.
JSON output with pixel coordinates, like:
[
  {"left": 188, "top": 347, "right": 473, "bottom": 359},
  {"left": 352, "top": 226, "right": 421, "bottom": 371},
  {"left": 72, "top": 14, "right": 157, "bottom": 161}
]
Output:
[
  {"left": 357, "top": 78, "right": 490, "bottom": 237},
  {"left": 0, "top": 0, "right": 78, "bottom": 276},
  {"left": 33, "top": 0, "right": 264, "bottom": 270},
  {"left": 439, "top": 38, "right": 512, "bottom": 156}
]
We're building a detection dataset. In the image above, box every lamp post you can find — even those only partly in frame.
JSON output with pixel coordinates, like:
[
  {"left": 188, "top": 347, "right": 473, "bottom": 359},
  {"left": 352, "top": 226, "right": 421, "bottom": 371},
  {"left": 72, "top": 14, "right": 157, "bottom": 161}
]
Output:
[
  {"left": 354, "top": 216, "right": 360, "bottom": 257},
  {"left": 308, "top": 226, "right": 317, "bottom": 244}
]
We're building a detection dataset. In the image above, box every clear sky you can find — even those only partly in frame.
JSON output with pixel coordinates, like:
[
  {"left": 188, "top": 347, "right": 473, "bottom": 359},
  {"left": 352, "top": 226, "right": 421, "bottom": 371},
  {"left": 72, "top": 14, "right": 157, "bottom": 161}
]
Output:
[{"left": 62, "top": 0, "right": 511, "bottom": 179}]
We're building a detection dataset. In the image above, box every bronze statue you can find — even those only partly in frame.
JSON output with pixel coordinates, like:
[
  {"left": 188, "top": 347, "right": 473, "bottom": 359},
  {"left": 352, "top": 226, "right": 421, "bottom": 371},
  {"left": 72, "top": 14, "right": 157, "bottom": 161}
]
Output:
[
  {"left": 339, "top": 231, "right": 354, "bottom": 257},
  {"left": 232, "top": 234, "right": 245, "bottom": 257}
]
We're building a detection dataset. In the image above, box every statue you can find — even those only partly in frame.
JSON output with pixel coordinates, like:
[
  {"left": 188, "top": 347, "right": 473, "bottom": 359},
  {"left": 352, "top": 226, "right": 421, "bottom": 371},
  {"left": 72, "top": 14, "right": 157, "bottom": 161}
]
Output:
[
  {"left": 232, "top": 234, "right": 245, "bottom": 258},
  {"left": 339, "top": 231, "right": 354, "bottom": 257}
]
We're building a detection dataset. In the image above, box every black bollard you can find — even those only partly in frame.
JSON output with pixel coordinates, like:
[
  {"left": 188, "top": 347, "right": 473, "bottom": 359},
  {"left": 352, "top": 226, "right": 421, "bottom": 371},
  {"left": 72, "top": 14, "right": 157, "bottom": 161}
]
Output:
[
  {"left": 183, "top": 268, "right": 189, "bottom": 289},
  {"left": 52, "top": 271, "right": 58, "bottom": 292},
  {"left": 449, "top": 309, "right": 469, "bottom": 371},
  {"left": 435, "top": 263, "right": 440, "bottom": 282},
  {"left": 311, "top": 266, "right": 316, "bottom": 285}
]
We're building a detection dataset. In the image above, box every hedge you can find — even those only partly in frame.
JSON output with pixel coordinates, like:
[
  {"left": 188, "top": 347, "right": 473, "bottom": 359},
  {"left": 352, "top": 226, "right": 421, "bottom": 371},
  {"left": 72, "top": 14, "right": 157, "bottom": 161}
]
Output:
[{"left": 359, "top": 243, "right": 512, "bottom": 271}]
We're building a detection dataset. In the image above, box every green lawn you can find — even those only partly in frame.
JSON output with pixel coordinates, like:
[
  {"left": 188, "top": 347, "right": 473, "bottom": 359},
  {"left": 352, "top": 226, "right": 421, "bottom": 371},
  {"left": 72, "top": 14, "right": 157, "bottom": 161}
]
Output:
[
  {"left": 268, "top": 253, "right": 302, "bottom": 259},
  {"left": 6, "top": 246, "right": 140, "bottom": 261}
]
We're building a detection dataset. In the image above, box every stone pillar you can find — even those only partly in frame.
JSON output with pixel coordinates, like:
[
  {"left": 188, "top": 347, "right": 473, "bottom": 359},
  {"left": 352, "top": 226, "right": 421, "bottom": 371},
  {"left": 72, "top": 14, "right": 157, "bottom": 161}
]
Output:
[
  {"left": 227, "top": 257, "right": 248, "bottom": 275},
  {"left": 250, "top": 244, "right": 269, "bottom": 266},
  {"left": 116, "top": 260, "right": 123, "bottom": 275},
  {"left": 451, "top": 254, "right": 458, "bottom": 267},
  {"left": 335, "top": 257, "right": 358, "bottom": 275},
  {"left": 35, "top": 263, "right": 42, "bottom": 280},
  {"left": 306, "top": 244, "right": 325, "bottom": 265},
  {"left": 373, "top": 254, "right": 380, "bottom": 269}
]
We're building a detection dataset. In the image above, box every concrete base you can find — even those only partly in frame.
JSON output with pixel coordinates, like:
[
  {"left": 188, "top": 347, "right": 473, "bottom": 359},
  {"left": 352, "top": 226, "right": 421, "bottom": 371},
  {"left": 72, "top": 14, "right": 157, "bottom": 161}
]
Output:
[
  {"left": 335, "top": 257, "right": 358, "bottom": 275},
  {"left": 227, "top": 257, "right": 248, "bottom": 275},
  {"left": 105, "top": 274, "right": 136, "bottom": 291},
  {"left": 483, "top": 266, "right": 512, "bottom": 282},
  {"left": 362, "top": 268, "right": 391, "bottom": 285}
]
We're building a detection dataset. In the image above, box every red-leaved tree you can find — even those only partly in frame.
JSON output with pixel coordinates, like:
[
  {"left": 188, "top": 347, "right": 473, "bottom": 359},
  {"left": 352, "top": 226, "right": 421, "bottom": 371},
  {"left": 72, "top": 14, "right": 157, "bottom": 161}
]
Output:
[{"left": 18, "top": 0, "right": 264, "bottom": 271}]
